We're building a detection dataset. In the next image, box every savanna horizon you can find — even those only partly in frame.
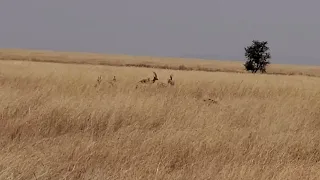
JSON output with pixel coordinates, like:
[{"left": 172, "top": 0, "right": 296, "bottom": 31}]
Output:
[
  {"left": 1, "top": 48, "right": 320, "bottom": 77},
  {"left": 0, "top": 49, "right": 320, "bottom": 179}
]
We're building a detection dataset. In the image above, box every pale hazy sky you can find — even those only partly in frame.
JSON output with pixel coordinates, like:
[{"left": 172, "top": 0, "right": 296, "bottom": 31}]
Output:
[{"left": 1, "top": 0, "right": 320, "bottom": 65}]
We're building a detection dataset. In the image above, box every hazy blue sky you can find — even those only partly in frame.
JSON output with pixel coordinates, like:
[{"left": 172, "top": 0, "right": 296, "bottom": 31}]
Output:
[{"left": 1, "top": 0, "right": 320, "bottom": 65}]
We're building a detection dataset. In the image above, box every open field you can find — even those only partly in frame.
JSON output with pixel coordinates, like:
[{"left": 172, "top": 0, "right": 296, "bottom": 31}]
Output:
[
  {"left": 0, "top": 56, "right": 320, "bottom": 179},
  {"left": 1, "top": 48, "right": 320, "bottom": 77}
]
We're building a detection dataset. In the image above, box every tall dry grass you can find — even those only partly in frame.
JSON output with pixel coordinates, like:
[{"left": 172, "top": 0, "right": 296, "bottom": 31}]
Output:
[{"left": 0, "top": 60, "right": 320, "bottom": 179}]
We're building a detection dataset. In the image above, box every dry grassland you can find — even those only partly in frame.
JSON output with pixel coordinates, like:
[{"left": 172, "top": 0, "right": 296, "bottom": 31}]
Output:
[{"left": 0, "top": 57, "right": 320, "bottom": 179}]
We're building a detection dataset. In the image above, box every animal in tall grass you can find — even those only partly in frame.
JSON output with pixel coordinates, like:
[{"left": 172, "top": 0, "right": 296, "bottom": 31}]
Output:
[
  {"left": 94, "top": 75, "right": 102, "bottom": 87},
  {"left": 108, "top": 76, "right": 117, "bottom": 86},
  {"left": 139, "top": 72, "right": 158, "bottom": 84},
  {"left": 136, "top": 72, "right": 159, "bottom": 89},
  {"left": 94, "top": 75, "right": 117, "bottom": 87},
  {"left": 167, "top": 74, "right": 175, "bottom": 86},
  {"left": 157, "top": 74, "right": 175, "bottom": 87}
]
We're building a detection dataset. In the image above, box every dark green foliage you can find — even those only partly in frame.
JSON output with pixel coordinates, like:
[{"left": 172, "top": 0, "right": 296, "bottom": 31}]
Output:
[{"left": 244, "top": 40, "right": 271, "bottom": 73}]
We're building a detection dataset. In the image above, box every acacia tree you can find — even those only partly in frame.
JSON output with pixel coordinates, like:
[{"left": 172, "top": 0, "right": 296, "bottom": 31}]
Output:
[{"left": 244, "top": 40, "right": 271, "bottom": 73}]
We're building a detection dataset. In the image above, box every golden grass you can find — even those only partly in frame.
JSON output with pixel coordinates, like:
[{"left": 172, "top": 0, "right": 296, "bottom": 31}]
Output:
[
  {"left": 1, "top": 48, "right": 320, "bottom": 77},
  {"left": 0, "top": 58, "right": 320, "bottom": 179}
]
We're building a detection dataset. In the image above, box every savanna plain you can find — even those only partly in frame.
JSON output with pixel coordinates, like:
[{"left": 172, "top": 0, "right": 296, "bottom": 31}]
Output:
[{"left": 0, "top": 50, "right": 320, "bottom": 180}]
